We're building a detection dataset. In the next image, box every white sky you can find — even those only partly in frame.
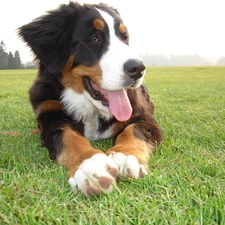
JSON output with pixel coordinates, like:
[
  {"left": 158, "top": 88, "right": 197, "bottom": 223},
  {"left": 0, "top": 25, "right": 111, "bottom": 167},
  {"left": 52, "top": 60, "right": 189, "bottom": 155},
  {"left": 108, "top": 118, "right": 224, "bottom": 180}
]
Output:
[{"left": 1, "top": 0, "right": 225, "bottom": 62}]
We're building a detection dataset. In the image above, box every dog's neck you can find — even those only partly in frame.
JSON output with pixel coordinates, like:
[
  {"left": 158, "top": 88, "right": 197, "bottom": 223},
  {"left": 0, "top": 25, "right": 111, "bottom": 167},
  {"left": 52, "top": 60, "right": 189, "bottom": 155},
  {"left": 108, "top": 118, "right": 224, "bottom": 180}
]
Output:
[{"left": 60, "top": 88, "right": 113, "bottom": 140}]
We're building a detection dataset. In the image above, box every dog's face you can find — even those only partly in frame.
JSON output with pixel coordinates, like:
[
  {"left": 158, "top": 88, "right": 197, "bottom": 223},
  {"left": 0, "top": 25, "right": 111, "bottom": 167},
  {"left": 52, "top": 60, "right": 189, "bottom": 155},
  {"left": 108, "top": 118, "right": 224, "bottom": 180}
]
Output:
[{"left": 18, "top": 2, "right": 145, "bottom": 122}]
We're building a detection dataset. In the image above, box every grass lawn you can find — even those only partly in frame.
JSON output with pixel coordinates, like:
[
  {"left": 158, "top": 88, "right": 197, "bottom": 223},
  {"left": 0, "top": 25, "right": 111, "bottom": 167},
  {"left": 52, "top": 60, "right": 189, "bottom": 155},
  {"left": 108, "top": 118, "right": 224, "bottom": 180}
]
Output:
[{"left": 0, "top": 67, "right": 225, "bottom": 224}]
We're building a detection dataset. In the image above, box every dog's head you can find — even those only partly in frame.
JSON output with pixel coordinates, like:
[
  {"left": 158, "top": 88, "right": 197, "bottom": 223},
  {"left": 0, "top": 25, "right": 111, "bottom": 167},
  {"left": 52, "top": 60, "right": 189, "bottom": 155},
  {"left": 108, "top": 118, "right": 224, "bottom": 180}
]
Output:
[{"left": 18, "top": 2, "right": 145, "bottom": 122}]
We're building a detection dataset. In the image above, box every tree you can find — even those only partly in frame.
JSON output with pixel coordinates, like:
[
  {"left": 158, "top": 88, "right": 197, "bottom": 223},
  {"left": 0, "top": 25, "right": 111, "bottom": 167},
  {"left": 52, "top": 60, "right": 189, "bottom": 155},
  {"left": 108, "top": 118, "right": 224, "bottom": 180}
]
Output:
[
  {"left": 0, "top": 40, "right": 22, "bottom": 69},
  {"left": 8, "top": 51, "right": 14, "bottom": 69},
  {"left": 14, "top": 50, "right": 21, "bottom": 69},
  {"left": 0, "top": 40, "right": 8, "bottom": 69},
  {"left": 217, "top": 56, "right": 225, "bottom": 66}
]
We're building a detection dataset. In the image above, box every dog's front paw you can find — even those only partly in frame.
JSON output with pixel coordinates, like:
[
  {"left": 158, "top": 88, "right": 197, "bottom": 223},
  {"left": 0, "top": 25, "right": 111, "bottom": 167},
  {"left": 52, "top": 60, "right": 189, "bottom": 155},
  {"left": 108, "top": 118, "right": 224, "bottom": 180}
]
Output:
[
  {"left": 68, "top": 154, "right": 118, "bottom": 197},
  {"left": 108, "top": 152, "right": 148, "bottom": 179}
]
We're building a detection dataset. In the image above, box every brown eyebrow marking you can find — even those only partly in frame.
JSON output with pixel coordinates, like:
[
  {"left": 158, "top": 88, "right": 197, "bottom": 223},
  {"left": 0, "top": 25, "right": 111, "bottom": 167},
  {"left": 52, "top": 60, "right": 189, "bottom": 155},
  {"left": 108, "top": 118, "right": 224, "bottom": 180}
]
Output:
[
  {"left": 93, "top": 18, "right": 105, "bottom": 30},
  {"left": 119, "top": 23, "right": 126, "bottom": 34}
]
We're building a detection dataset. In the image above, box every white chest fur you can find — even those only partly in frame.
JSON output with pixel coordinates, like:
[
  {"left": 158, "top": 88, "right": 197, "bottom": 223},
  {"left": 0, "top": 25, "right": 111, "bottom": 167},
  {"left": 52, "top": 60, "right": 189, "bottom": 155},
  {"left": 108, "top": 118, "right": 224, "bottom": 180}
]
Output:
[{"left": 61, "top": 88, "right": 113, "bottom": 140}]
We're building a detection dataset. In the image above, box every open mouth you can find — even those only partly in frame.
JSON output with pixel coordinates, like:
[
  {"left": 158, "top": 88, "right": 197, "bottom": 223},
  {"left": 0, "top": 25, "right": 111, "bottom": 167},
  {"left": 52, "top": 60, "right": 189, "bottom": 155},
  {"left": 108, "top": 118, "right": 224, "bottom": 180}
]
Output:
[
  {"left": 84, "top": 77, "right": 109, "bottom": 107},
  {"left": 84, "top": 76, "right": 133, "bottom": 122}
]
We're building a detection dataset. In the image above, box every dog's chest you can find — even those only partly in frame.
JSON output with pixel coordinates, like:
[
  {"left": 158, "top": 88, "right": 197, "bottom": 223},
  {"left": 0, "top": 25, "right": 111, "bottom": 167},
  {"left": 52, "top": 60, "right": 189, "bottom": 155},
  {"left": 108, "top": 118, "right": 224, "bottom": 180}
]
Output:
[
  {"left": 61, "top": 89, "right": 113, "bottom": 140},
  {"left": 83, "top": 113, "right": 113, "bottom": 140}
]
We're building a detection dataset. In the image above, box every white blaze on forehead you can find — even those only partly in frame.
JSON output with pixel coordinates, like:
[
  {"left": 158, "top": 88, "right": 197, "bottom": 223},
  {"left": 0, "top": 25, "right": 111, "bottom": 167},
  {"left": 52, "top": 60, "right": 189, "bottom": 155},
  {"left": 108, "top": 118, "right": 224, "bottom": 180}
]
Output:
[{"left": 96, "top": 9, "right": 142, "bottom": 91}]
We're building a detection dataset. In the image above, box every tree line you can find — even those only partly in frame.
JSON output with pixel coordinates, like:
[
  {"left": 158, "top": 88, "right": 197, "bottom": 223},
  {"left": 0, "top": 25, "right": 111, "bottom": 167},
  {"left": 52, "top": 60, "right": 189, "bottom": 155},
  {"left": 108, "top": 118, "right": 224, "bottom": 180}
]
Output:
[
  {"left": 1, "top": 38, "right": 225, "bottom": 69},
  {"left": 140, "top": 53, "right": 225, "bottom": 66},
  {"left": 0, "top": 40, "right": 21, "bottom": 69}
]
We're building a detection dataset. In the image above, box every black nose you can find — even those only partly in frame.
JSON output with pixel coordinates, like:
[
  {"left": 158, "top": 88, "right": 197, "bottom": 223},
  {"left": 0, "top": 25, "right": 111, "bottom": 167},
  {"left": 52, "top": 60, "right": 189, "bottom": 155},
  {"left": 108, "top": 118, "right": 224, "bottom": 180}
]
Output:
[{"left": 124, "top": 59, "right": 145, "bottom": 80}]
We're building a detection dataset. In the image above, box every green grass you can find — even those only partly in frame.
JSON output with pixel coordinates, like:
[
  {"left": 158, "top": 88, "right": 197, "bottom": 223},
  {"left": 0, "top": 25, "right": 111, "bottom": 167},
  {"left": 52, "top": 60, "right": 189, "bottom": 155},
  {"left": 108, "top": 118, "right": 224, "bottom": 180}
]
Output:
[{"left": 0, "top": 67, "right": 225, "bottom": 224}]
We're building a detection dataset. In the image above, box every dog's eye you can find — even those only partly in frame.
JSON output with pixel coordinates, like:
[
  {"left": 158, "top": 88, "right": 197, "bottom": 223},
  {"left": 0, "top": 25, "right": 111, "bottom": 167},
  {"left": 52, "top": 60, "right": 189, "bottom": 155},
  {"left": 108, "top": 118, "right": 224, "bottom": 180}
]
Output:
[
  {"left": 123, "top": 35, "right": 129, "bottom": 43},
  {"left": 91, "top": 36, "right": 100, "bottom": 43}
]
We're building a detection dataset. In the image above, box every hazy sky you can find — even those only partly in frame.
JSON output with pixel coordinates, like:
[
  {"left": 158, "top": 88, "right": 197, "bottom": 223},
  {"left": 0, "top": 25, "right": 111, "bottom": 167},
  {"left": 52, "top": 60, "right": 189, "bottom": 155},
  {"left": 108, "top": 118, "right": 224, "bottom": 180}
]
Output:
[{"left": 1, "top": 0, "right": 225, "bottom": 62}]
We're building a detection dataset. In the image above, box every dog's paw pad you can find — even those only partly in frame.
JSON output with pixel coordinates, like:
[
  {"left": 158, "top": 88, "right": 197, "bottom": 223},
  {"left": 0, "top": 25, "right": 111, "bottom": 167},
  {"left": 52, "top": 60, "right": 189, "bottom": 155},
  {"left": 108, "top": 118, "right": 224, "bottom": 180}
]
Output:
[
  {"left": 108, "top": 167, "right": 118, "bottom": 178},
  {"left": 108, "top": 152, "right": 148, "bottom": 179},
  {"left": 86, "top": 185, "right": 101, "bottom": 196},
  {"left": 69, "top": 154, "right": 118, "bottom": 197},
  {"left": 98, "top": 176, "right": 112, "bottom": 189}
]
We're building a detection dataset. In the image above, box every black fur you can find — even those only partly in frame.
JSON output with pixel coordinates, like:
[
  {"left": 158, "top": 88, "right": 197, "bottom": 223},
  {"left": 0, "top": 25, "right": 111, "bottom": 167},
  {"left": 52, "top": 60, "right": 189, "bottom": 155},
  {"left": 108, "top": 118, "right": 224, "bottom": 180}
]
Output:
[{"left": 18, "top": 2, "right": 162, "bottom": 196}]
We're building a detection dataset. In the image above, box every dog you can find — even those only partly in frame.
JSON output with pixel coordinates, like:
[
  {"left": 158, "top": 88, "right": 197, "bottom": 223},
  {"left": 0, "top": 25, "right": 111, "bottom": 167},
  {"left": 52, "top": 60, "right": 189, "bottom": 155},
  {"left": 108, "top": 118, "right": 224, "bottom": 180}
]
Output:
[{"left": 18, "top": 1, "right": 162, "bottom": 197}]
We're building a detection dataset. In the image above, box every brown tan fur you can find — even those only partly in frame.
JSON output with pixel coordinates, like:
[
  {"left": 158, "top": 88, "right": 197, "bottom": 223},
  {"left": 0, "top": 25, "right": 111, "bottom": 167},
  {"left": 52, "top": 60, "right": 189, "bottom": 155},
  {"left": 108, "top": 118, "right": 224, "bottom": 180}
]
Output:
[
  {"left": 93, "top": 18, "right": 105, "bottom": 31},
  {"left": 62, "top": 55, "right": 103, "bottom": 92},
  {"left": 106, "top": 124, "right": 154, "bottom": 173},
  {"left": 35, "top": 100, "right": 63, "bottom": 117},
  {"left": 119, "top": 23, "right": 127, "bottom": 34}
]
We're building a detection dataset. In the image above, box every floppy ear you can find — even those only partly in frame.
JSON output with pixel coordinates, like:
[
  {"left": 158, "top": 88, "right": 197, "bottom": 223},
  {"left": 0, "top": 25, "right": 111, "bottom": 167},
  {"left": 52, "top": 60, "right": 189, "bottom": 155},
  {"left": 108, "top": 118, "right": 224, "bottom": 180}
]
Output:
[{"left": 18, "top": 2, "right": 81, "bottom": 73}]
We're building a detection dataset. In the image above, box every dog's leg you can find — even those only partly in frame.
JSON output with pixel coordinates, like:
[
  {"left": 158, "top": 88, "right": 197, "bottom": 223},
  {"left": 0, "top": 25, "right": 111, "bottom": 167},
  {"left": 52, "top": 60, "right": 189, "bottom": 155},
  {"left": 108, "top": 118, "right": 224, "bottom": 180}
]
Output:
[
  {"left": 56, "top": 126, "right": 118, "bottom": 197},
  {"left": 106, "top": 121, "right": 161, "bottom": 179},
  {"left": 31, "top": 85, "right": 118, "bottom": 197},
  {"left": 35, "top": 101, "right": 118, "bottom": 197}
]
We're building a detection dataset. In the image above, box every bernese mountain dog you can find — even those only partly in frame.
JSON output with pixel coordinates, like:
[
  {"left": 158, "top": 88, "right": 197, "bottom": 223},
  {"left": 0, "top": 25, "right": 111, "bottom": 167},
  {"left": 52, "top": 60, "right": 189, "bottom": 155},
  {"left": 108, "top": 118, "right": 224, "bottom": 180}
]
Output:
[{"left": 18, "top": 1, "right": 162, "bottom": 197}]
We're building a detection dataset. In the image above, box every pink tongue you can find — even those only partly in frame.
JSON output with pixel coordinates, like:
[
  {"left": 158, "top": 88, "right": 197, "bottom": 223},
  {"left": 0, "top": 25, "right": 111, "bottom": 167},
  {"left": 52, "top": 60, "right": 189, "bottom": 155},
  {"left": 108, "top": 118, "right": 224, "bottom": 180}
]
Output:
[{"left": 106, "top": 89, "right": 132, "bottom": 122}]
